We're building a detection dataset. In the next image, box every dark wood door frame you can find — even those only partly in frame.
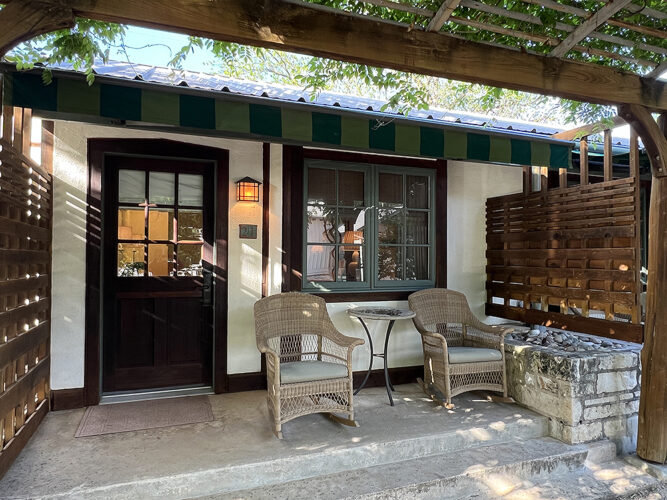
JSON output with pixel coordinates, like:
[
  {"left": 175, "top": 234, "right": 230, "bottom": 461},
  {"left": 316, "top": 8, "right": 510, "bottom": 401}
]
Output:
[{"left": 86, "top": 138, "right": 229, "bottom": 406}]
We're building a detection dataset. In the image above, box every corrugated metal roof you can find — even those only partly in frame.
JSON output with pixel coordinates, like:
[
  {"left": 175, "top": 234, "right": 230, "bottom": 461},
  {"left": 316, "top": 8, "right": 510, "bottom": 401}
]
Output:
[
  {"left": 30, "top": 60, "right": 632, "bottom": 151},
  {"left": 48, "top": 60, "right": 568, "bottom": 136}
]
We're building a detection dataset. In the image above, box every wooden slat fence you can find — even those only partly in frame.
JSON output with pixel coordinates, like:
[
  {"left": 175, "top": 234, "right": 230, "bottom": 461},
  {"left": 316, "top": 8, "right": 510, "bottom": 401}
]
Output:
[
  {"left": 0, "top": 88, "right": 52, "bottom": 478},
  {"left": 486, "top": 139, "right": 643, "bottom": 343}
]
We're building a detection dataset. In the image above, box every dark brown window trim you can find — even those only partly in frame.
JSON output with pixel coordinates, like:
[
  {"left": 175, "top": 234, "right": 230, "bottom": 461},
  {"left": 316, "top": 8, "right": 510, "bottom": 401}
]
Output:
[
  {"left": 85, "top": 138, "right": 229, "bottom": 406},
  {"left": 282, "top": 146, "right": 446, "bottom": 302}
]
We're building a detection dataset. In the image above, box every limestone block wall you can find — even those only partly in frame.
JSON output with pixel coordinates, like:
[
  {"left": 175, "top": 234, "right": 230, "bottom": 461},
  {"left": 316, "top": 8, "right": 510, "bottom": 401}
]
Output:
[{"left": 505, "top": 338, "right": 641, "bottom": 454}]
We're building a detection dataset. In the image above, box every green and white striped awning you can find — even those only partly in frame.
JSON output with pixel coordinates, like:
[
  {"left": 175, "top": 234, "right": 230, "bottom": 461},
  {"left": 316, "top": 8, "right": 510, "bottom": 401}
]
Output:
[{"left": 2, "top": 70, "right": 572, "bottom": 169}]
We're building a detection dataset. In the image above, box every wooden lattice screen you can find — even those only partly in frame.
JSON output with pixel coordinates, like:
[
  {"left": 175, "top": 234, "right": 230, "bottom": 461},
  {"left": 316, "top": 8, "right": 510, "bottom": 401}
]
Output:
[
  {"left": 485, "top": 162, "right": 643, "bottom": 343},
  {"left": 0, "top": 94, "right": 52, "bottom": 478}
]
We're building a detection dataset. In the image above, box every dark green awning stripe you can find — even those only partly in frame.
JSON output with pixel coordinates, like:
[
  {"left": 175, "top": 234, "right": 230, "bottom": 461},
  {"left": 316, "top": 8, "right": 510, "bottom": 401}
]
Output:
[{"left": 3, "top": 71, "right": 572, "bottom": 169}]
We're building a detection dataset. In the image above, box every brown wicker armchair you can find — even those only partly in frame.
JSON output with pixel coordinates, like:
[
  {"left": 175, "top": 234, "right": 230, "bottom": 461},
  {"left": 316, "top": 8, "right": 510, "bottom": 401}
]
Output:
[
  {"left": 408, "top": 288, "right": 512, "bottom": 408},
  {"left": 254, "top": 292, "right": 364, "bottom": 438}
]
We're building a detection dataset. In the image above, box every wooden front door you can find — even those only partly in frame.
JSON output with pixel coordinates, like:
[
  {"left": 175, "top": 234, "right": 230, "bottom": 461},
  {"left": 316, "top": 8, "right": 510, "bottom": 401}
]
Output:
[{"left": 102, "top": 155, "right": 216, "bottom": 392}]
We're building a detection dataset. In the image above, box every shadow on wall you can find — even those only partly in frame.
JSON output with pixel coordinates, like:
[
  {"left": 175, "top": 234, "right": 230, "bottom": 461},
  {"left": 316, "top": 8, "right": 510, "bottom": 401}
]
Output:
[{"left": 51, "top": 178, "right": 88, "bottom": 389}]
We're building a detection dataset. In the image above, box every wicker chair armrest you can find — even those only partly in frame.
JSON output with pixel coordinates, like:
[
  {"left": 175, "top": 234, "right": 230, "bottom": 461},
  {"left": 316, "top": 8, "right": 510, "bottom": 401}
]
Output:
[
  {"left": 465, "top": 325, "right": 511, "bottom": 350},
  {"left": 323, "top": 325, "right": 365, "bottom": 349}
]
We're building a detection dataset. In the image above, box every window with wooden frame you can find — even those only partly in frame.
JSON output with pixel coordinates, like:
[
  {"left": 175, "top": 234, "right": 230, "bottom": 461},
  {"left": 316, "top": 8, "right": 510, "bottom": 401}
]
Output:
[{"left": 283, "top": 147, "right": 446, "bottom": 301}]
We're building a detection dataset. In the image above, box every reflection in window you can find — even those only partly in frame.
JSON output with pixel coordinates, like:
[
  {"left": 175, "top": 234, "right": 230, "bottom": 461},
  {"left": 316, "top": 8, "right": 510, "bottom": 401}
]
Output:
[
  {"left": 303, "top": 160, "right": 434, "bottom": 290},
  {"left": 148, "top": 244, "right": 174, "bottom": 276},
  {"left": 148, "top": 209, "right": 174, "bottom": 240},
  {"left": 177, "top": 245, "right": 203, "bottom": 276},
  {"left": 149, "top": 172, "right": 175, "bottom": 204},
  {"left": 118, "top": 170, "right": 145, "bottom": 204},
  {"left": 179, "top": 174, "right": 204, "bottom": 206},
  {"left": 118, "top": 243, "right": 145, "bottom": 276},
  {"left": 118, "top": 208, "right": 145, "bottom": 240}
]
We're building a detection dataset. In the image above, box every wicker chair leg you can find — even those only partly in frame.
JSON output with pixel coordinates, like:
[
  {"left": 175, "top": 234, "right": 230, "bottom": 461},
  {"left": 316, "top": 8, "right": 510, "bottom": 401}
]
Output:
[
  {"left": 274, "top": 425, "right": 283, "bottom": 440},
  {"left": 327, "top": 413, "right": 359, "bottom": 427}
]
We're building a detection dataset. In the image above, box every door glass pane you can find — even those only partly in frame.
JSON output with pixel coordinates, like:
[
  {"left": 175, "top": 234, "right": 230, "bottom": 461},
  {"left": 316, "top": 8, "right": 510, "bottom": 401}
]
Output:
[
  {"left": 179, "top": 174, "right": 204, "bottom": 206},
  {"left": 117, "top": 208, "right": 145, "bottom": 240},
  {"left": 118, "top": 170, "right": 145, "bottom": 204},
  {"left": 148, "top": 209, "right": 174, "bottom": 241},
  {"left": 338, "top": 208, "right": 365, "bottom": 245},
  {"left": 406, "top": 211, "right": 429, "bottom": 244},
  {"left": 378, "top": 173, "right": 403, "bottom": 207},
  {"left": 306, "top": 245, "right": 335, "bottom": 282},
  {"left": 307, "top": 206, "right": 337, "bottom": 243},
  {"left": 340, "top": 245, "right": 364, "bottom": 282},
  {"left": 406, "top": 247, "right": 429, "bottom": 280},
  {"left": 149, "top": 172, "right": 175, "bottom": 204},
  {"left": 148, "top": 244, "right": 174, "bottom": 276},
  {"left": 177, "top": 244, "right": 203, "bottom": 276},
  {"left": 339, "top": 170, "right": 364, "bottom": 206},
  {"left": 178, "top": 209, "right": 203, "bottom": 241},
  {"left": 378, "top": 209, "right": 403, "bottom": 244},
  {"left": 118, "top": 243, "right": 145, "bottom": 277},
  {"left": 378, "top": 246, "right": 403, "bottom": 281},
  {"left": 406, "top": 175, "right": 429, "bottom": 209},
  {"left": 307, "top": 168, "right": 336, "bottom": 205}
]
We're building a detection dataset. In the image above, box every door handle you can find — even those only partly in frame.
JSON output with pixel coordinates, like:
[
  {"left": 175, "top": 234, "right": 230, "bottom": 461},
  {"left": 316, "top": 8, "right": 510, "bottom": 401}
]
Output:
[{"left": 201, "top": 270, "right": 213, "bottom": 306}]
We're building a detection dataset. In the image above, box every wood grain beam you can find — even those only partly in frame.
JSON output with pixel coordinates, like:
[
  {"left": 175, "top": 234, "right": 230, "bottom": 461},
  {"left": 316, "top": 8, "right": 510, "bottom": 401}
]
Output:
[
  {"left": 619, "top": 106, "right": 667, "bottom": 464},
  {"left": 11, "top": 0, "right": 656, "bottom": 110},
  {"left": 552, "top": 115, "right": 626, "bottom": 140},
  {"left": 550, "top": 0, "right": 635, "bottom": 58},
  {"left": 0, "top": 1, "right": 74, "bottom": 56},
  {"left": 427, "top": 0, "right": 462, "bottom": 31}
]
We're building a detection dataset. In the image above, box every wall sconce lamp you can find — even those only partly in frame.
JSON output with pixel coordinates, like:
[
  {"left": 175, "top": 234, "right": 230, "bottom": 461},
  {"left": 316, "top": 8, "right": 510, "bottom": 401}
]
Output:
[{"left": 236, "top": 177, "right": 261, "bottom": 202}]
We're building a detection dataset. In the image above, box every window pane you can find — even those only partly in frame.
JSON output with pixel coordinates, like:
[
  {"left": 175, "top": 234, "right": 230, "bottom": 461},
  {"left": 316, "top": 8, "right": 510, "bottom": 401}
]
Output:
[
  {"left": 149, "top": 172, "right": 175, "bottom": 204},
  {"left": 179, "top": 174, "right": 203, "bottom": 206},
  {"left": 338, "top": 208, "right": 365, "bottom": 245},
  {"left": 339, "top": 170, "right": 364, "bottom": 206},
  {"left": 148, "top": 244, "right": 174, "bottom": 276},
  {"left": 406, "top": 211, "right": 429, "bottom": 244},
  {"left": 118, "top": 243, "right": 145, "bottom": 277},
  {"left": 117, "top": 208, "right": 145, "bottom": 240},
  {"left": 378, "top": 246, "right": 403, "bottom": 281},
  {"left": 406, "top": 247, "right": 429, "bottom": 280},
  {"left": 178, "top": 209, "right": 203, "bottom": 241},
  {"left": 340, "top": 245, "right": 364, "bottom": 282},
  {"left": 378, "top": 173, "right": 403, "bottom": 207},
  {"left": 307, "top": 168, "right": 336, "bottom": 204},
  {"left": 307, "top": 206, "right": 337, "bottom": 243},
  {"left": 177, "top": 244, "right": 203, "bottom": 276},
  {"left": 148, "top": 209, "right": 174, "bottom": 240},
  {"left": 306, "top": 245, "right": 335, "bottom": 282},
  {"left": 406, "top": 175, "right": 429, "bottom": 209},
  {"left": 118, "top": 170, "right": 145, "bottom": 204},
  {"left": 378, "top": 209, "right": 403, "bottom": 244}
]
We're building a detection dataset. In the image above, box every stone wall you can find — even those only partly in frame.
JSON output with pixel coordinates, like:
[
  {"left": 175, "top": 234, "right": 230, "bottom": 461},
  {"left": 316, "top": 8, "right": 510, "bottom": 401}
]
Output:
[{"left": 505, "top": 330, "right": 641, "bottom": 455}]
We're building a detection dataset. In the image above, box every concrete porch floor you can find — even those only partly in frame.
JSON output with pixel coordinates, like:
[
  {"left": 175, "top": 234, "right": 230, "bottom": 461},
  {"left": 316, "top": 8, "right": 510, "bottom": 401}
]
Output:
[{"left": 0, "top": 383, "right": 547, "bottom": 499}]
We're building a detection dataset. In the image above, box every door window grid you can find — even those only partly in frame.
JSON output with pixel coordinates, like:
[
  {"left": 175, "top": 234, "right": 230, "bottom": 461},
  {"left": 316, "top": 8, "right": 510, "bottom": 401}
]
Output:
[{"left": 117, "top": 169, "right": 204, "bottom": 277}]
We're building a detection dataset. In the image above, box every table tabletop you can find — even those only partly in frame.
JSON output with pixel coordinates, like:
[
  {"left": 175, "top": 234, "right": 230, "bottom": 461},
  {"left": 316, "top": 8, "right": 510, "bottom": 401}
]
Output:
[{"left": 347, "top": 306, "right": 415, "bottom": 320}]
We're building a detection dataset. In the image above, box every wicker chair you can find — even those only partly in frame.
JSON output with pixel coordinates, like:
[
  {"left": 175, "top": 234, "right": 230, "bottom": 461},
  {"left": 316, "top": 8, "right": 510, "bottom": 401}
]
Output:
[
  {"left": 254, "top": 292, "right": 364, "bottom": 438},
  {"left": 408, "top": 288, "right": 512, "bottom": 408}
]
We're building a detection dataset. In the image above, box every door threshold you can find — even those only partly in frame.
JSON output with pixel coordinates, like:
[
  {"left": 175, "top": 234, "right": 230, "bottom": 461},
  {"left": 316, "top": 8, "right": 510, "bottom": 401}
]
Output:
[{"left": 100, "top": 385, "right": 214, "bottom": 405}]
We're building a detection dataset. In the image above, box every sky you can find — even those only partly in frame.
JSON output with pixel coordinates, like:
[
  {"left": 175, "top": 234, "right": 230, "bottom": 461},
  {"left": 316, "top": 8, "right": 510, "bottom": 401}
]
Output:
[{"left": 109, "top": 27, "right": 212, "bottom": 72}]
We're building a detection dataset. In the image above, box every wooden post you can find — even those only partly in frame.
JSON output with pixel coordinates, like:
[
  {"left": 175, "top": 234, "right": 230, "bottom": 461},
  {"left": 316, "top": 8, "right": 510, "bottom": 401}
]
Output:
[
  {"left": 603, "top": 129, "right": 613, "bottom": 181},
  {"left": 580, "top": 136, "right": 589, "bottom": 186},
  {"left": 619, "top": 105, "right": 667, "bottom": 464}
]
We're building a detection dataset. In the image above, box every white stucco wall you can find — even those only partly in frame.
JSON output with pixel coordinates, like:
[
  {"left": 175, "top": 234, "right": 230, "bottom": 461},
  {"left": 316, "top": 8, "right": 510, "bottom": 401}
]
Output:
[{"left": 50, "top": 120, "right": 522, "bottom": 389}]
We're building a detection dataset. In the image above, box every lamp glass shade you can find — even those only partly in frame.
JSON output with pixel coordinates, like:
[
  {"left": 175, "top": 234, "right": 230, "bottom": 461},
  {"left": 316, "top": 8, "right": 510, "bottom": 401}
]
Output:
[{"left": 236, "top": 177, "right": 261, "bottom": 202}]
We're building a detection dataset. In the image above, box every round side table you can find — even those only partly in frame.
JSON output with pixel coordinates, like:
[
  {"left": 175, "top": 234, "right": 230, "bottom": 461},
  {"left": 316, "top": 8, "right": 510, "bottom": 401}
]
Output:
[{"left": 347, "top": 306, "right": 416, "bottom": 406}]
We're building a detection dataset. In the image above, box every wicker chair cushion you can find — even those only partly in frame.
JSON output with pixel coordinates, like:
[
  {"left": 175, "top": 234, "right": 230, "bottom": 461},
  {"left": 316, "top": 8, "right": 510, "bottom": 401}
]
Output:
[
  {"left": 448, "top": 347, "right": 503, "bottom": 364},
  {"left": 280, "top": 361, "right": 348, "bottom": 384}
]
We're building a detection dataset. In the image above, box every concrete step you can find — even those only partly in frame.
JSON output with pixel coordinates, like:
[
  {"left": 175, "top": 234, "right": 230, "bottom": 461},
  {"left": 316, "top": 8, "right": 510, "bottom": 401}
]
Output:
[
  {"left": 39, "top": 411, "right": 548, "bottom": 499},
  {"left": 208, "top": 437, "right": 614, "bottom": 500}
]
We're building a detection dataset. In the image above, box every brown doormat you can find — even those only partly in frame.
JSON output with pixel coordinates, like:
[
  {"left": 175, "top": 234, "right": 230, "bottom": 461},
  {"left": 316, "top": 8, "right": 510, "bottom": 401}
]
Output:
[{"left": 75, "top": 395, "right": 214, "bottom": 437}]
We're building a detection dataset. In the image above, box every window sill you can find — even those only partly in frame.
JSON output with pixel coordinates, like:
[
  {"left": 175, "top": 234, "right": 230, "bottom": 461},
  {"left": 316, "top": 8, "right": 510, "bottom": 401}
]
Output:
[{"left": 311, "top": 290, "right": 421, "bottom": 303}]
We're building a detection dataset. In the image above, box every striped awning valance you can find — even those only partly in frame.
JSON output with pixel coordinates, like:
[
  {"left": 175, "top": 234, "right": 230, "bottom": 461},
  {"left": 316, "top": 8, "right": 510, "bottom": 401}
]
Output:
[{"left": 2, "top": 71, "right": 572, "bottom": 169}]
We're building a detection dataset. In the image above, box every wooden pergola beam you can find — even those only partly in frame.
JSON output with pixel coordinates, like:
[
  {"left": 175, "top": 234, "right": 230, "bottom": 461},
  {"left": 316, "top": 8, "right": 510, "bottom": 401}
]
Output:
[
  {"left": 426, "top": 0, "right": 462, "bottom": 31},
  {"left": 551, "top": 115, "right": 626, "bottom": 140},
  {"left": 0, "top": 1, "right": 75, "bottom": 57},
  {"left": 550, "top": 0, "right": 635, "bottom": 58},
  {"left": 619, "top": 105, "right": 667, "bottom": 464},
  {"left": 1, "top": 0, "right": 664, "bottom": 110}
]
